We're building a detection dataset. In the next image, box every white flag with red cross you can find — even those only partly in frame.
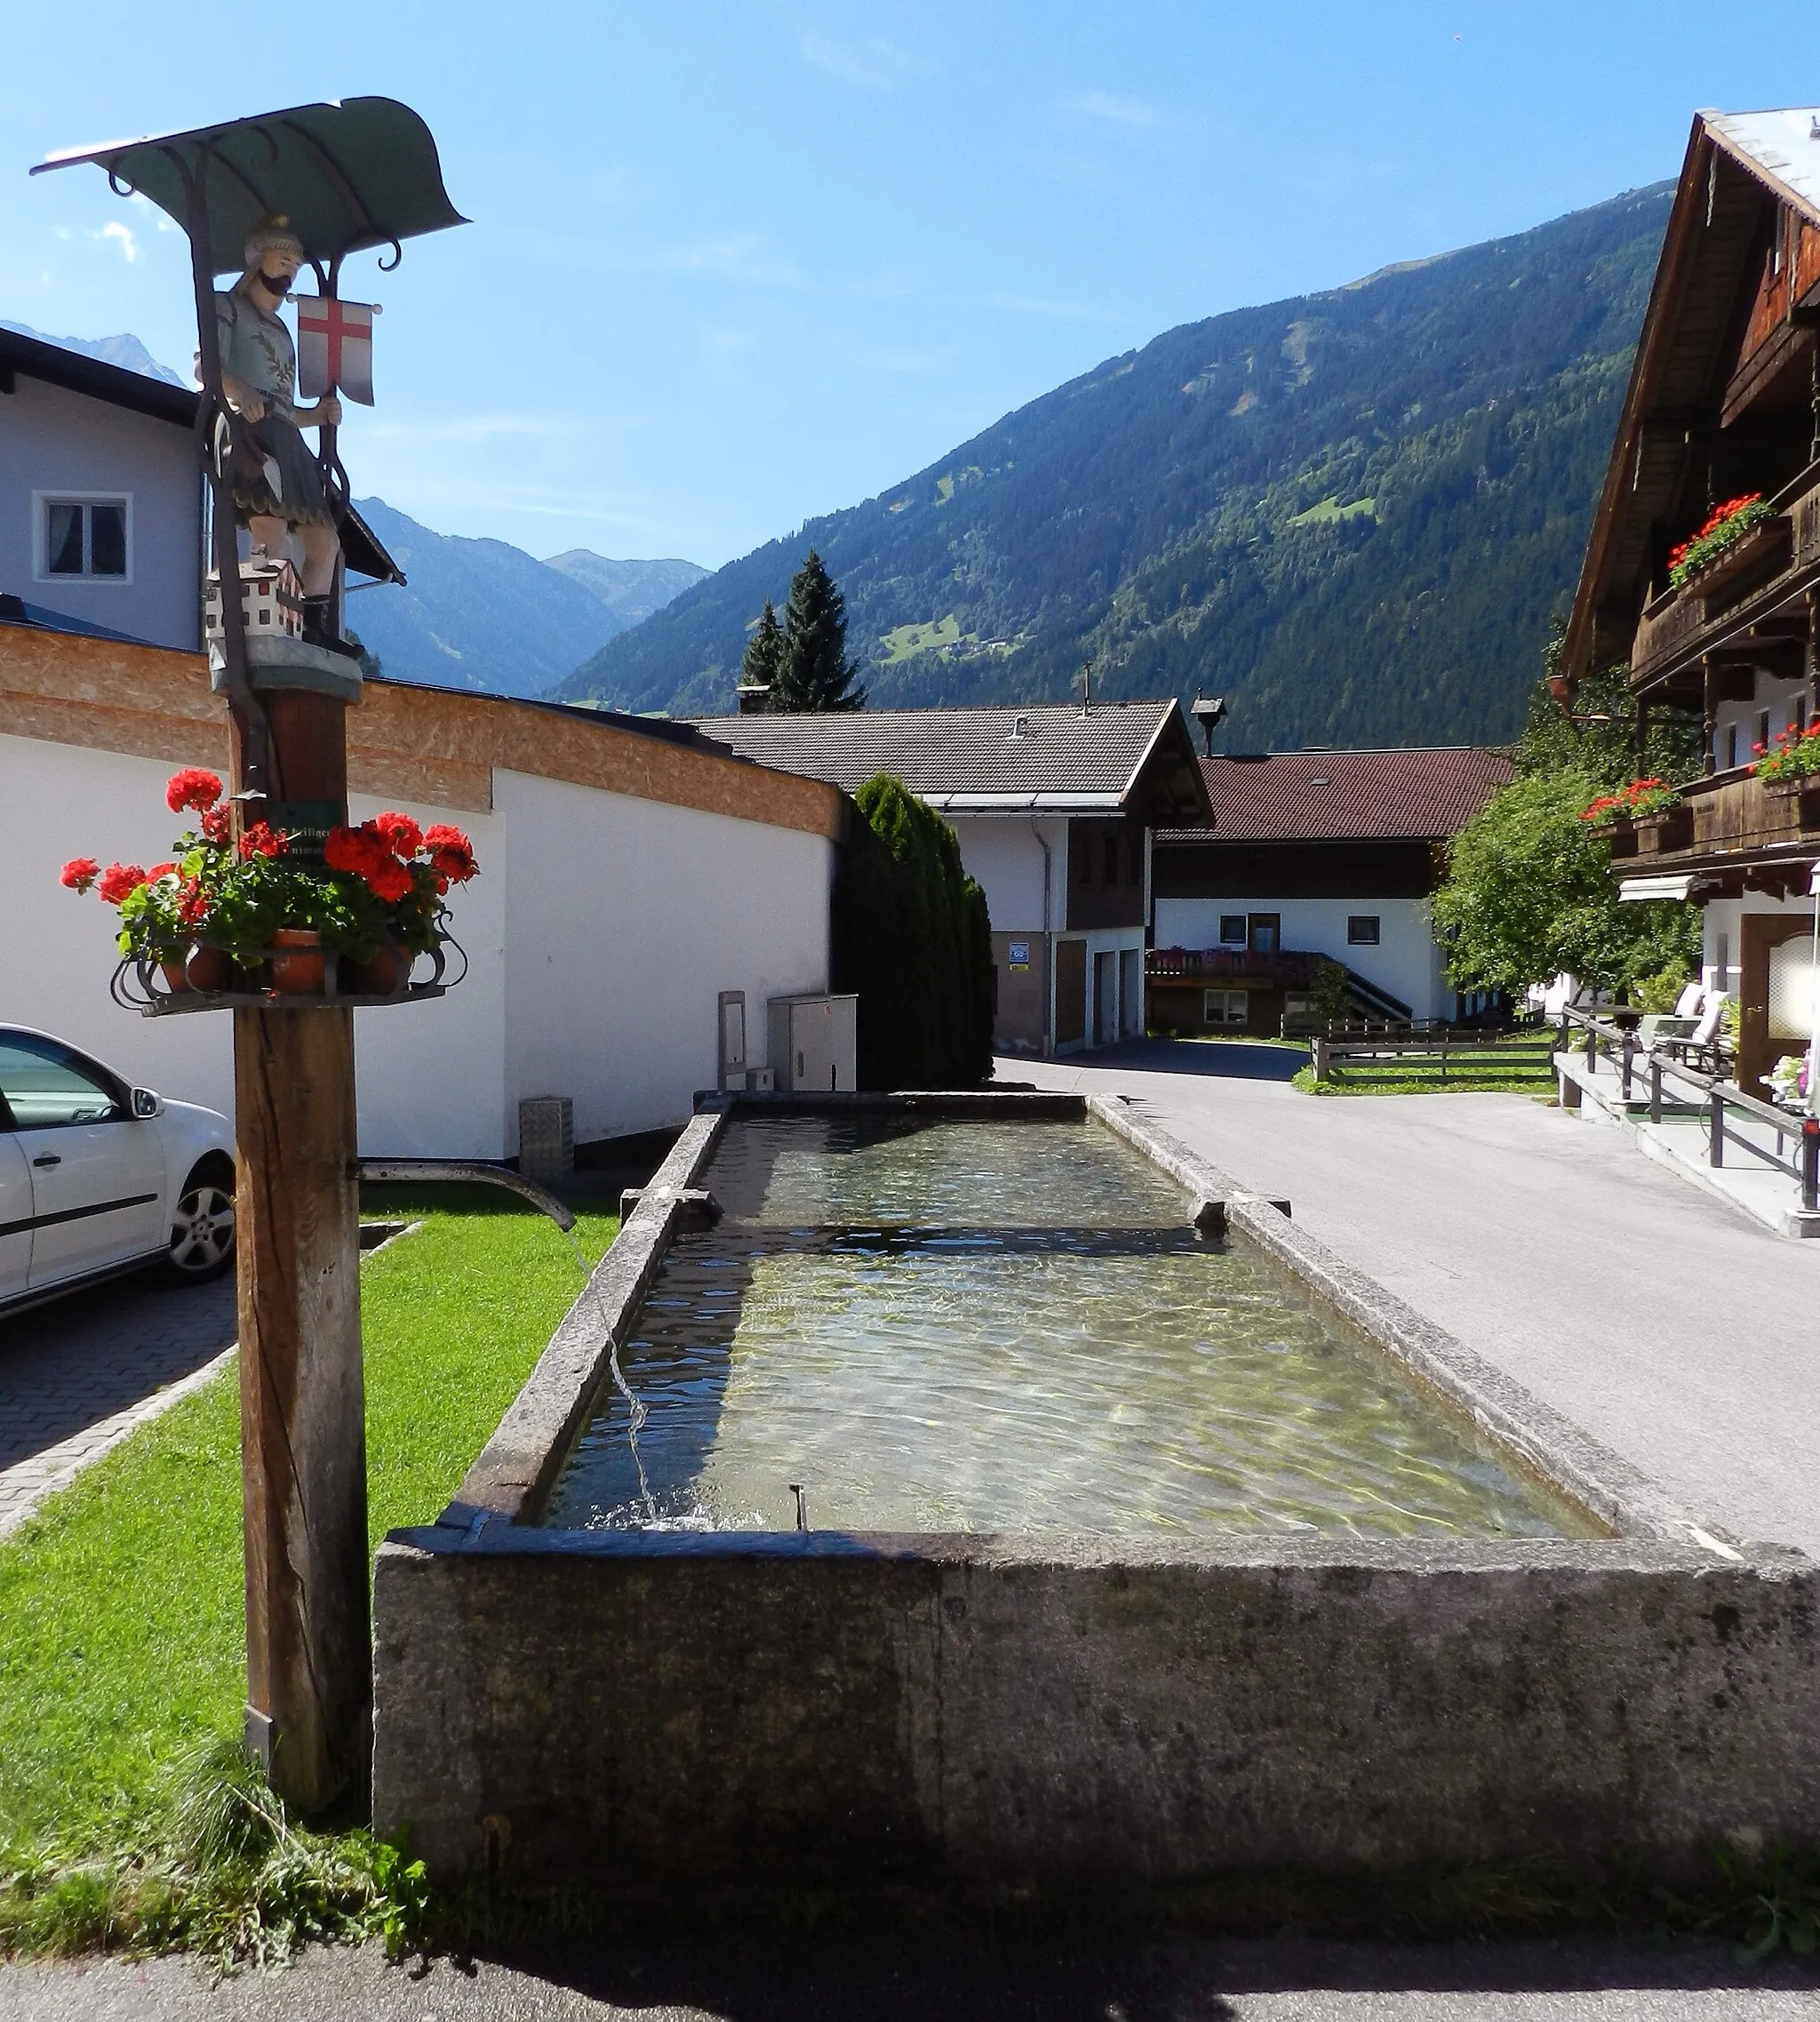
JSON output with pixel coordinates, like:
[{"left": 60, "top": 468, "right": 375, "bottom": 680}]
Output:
[{"left": 296, "top": 297, "right": 378, "bottom": 406}]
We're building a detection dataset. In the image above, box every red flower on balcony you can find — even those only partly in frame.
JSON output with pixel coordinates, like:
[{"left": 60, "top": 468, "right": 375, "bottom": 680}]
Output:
[
  {"left": 373, "top": 811, "right": 423, "bottom": 859},
  {"left": 237, "top": 823, "right": 289, "bottom": 860},
  {"left": 164, "top": 768, "right": 224, "bottom": 815},
  {"left": 424, "top": 823, "right": 477, "bottom": 884},
  {"left": 96, "top": 862, "right": 148, "bottom": 905},
  {"left": 60, "top": 857, "right": 100, "bottom": 893}
]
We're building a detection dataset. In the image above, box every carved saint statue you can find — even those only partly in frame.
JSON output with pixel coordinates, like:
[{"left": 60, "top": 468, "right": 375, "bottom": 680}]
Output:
[{"left": 211, "top": 216, "right": 349, "bottom": 652}]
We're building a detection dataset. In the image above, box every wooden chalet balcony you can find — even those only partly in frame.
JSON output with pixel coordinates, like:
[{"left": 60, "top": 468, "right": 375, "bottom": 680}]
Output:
[
  {"left": 1605, "top": 768, "right": 1820, "bottom": 875},
  {"left": 1629, "top": 466, "right": 1820, "bottom": 689}
]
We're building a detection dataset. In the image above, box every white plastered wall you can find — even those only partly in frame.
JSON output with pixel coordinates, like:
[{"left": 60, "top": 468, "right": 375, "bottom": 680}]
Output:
[
  {"left": 1154, "top": 894, "right": 1449, "bottom": 1019},
  {"left": 947, "top": 814, "right": 1066, "bottom": 931},
  {"left": 2, "top": 734, "right": 834, "bottom": 1158},
  {"left": 496, "top": 768, "right": 833, "bottom": 1150},
  {"left": 1709, "top": 667, "right": 1812, "bottom": 774}
]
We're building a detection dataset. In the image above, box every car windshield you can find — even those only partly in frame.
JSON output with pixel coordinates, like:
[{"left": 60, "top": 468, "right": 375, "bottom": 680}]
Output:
[{"left": 0, "top": 1037, "right": 124, "bottom": 1129}]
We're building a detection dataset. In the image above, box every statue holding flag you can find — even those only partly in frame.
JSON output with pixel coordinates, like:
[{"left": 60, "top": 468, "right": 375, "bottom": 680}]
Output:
[{"left": 212, "top": 215, "right": 374, "bottom": 655}]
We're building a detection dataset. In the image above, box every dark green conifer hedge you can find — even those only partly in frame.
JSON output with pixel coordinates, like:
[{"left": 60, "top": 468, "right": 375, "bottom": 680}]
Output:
[{"left": 832, "top": 776, "right": 994, "bottom": 1089}]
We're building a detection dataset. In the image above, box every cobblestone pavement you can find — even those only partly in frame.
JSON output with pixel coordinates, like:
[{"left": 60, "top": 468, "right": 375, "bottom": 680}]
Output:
[{"left": 0, "top": 1270, "right": 237, "bottom": 1538}]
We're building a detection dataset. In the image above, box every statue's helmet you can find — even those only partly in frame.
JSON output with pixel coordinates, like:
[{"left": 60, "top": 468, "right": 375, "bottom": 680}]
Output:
[{"left": 243, "top": 214, "right": 305, "bottom": 272}]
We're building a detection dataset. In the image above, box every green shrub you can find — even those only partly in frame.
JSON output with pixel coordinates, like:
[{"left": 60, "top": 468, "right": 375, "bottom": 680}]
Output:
[{"left": 832, "top": 776, "right": 993, "bottom": 1088}]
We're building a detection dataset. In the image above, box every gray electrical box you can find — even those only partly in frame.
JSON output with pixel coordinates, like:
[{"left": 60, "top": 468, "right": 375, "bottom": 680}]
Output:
[{"left": 767, "top": 993, "right": 858, "bottom": 1092}]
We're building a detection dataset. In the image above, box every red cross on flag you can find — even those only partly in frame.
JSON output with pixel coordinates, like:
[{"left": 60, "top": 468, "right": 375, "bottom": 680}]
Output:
[{"left": 297, "top": 297, "right": 378, "bottom": 406}]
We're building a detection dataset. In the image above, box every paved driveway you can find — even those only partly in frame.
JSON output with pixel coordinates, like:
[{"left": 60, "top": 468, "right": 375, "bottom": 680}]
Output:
[
  {"left": 1, "top": 1934, "right": 1816, "bottom": 2020},
  {"left": 1012, "top": 1039, "right": 1820, "bottom": 1555},
  {"left": 0, "top": 1270, "right": 237, "bottom": 1538}
]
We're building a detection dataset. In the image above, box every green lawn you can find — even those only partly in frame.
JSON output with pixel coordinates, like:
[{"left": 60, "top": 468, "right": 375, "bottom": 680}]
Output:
[
  {"left": 1294, "top": 1032, "right": 1559, "bottom": 1099},
  {"left": 0, "top": 1187, "right": 615, "bottom": 1950}
]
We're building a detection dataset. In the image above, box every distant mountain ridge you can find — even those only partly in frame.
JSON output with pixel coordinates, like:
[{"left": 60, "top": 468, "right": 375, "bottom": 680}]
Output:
[
  {"left": 2, "top": 322, "right": 184, "bottom": 385},
  {"left": 555, "top": 185, "right": 1674, "bottom": 748},
  {"left": 543, "top": 551, "right": 707, "bottom": 627},
  {"left": 347, "top": 499, "right": 703, "bottom": 699}
]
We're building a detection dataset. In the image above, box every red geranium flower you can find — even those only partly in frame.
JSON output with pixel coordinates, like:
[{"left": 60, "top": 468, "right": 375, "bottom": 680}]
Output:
[
  {"left": 424, "top": 823, "right": 477, "bottom": 883},
  {"left": 237, "top": 822, "right": 289, "bottom": 860},
  {"left": 60, "top": 857, "right": 100, "bottom": 893},
  {"left": 200, "top": 804, "right": 232, "bottom": 844},
  {"left": 165, "top": 768, "right": 223, "bottom": 815},
  {"left": 372, "top": 811, "right": 423, "bottom": 859},
  {"left": 177, "top": 879, "right": 210, "bottom": 926},
  {"left": 365, "top": 858, "right": 414, "bottom": 903},
  {"left": 97, "top": 862, "right": 148, "bottom": 906}
]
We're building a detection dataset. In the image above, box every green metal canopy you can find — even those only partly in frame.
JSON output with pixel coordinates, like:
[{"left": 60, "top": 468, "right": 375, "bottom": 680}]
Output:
[{"left": 33, "top": 97, "right": 467, "bottom": 276}]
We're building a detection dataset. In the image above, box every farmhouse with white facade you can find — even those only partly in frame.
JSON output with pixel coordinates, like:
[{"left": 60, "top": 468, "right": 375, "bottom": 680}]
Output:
[{"left": 689, "top": 701, "right": 1211, "bottom": 1055}]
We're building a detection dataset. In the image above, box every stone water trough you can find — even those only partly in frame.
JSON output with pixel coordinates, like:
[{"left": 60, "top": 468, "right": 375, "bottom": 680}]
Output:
[{"left": 371, "top": 1091, "right": 1818, "bottom": 1903}]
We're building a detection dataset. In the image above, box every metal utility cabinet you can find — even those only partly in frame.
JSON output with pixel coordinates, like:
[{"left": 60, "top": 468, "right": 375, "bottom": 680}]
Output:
[{"left": 768, "top": 993, "right": 858, "bottom": 1092}]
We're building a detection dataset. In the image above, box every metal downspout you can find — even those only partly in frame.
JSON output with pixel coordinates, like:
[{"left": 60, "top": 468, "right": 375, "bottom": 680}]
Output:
[{"left": 1029, "top": 806, "right": 1053, "bottom": 1059}]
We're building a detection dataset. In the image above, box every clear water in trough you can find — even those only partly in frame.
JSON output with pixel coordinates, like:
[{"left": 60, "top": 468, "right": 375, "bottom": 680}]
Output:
[{"left": 542, "top": 1116, "right": 1598, "bottom": 1539}]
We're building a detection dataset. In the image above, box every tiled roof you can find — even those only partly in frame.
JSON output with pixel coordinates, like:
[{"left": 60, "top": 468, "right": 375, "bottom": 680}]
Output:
[
  {"left": 687, "top": 701, "right": 1211, "bottom": 822},
  {"left": 1160, "top": 746, "right": 1513, "bottom": 844}
]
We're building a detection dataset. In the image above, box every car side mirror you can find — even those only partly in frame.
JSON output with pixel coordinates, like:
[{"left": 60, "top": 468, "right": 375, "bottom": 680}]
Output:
[{"left": 131, "top": 1088, "right": 162, "bottom": 1119}]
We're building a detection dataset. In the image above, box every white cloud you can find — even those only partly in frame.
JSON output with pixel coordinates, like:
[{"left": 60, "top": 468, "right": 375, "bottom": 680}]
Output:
[
  {"left": 1066, "top": 91, "right": 1170, "bottom": 131},
  {"left": 798, "top": 30, "right": 930, "bottom": 90},
  {"left": 94, "top": 221, "right": 140, "bottom": 263}
]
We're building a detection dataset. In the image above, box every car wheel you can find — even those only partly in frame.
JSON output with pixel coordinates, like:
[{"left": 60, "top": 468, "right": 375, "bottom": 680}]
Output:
[{"left": 164, "top": 1168, "right": 236, "bottom": 1283}]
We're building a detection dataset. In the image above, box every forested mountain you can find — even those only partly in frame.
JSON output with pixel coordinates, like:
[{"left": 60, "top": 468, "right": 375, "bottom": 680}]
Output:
[
  {"left": 347, "top": 500, "right": 701, "bottom": 698},
  {"left": 554, "top": 185, "right": 1672, "bottom": 747}
]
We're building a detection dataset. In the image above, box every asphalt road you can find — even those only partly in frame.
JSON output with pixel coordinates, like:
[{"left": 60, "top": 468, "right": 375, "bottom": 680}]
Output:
[
  {"left": 1, "top": 1936, "right": 1816, "bottom": 2021},
  {"left": 1010, "top": 1039, "right": 1820, "bottom": 1555}
]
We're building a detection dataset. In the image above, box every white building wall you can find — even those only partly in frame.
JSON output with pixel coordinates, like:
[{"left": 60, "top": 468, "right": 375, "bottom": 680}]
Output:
[
  {"left": 946, "top": 813, "right": 1066, "bottom": 931},
  {"left": 1153, "top": 893, "right": 1449, "bottom": 1019},
  {"left": 496, "top": 768, "right": 832, "bottom": 1149},
  {"left": 1, "top": 734, "right": 834, "bottom": 1159},
  {"left": 0, "top": 375, "right": 200, "bottom": 651},
  {"left": 1709, "top": 667, "right": 1811, "bottom": 774}
]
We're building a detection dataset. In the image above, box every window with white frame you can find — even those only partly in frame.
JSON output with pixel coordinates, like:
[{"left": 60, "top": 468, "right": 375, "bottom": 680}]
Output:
[
  {"left": 1347, "top": 915, "right": 1381, "bottom": 946},
  {"left": 37, "top": 495, "right": 130, "bottom": 582},
  {"left": 1202, "top": 987, "right": 1249, "bottom": 1027}
]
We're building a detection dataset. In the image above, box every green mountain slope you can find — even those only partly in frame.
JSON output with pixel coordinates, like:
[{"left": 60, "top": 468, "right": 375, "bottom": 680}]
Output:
[{"left": 555, "top": 185, "right": 1669, "bottom": 746}]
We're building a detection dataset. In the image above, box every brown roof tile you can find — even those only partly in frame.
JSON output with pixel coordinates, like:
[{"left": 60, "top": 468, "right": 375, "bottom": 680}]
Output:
[{"left": 1161, "top": 746, "right": 1513, "bottom": 844}]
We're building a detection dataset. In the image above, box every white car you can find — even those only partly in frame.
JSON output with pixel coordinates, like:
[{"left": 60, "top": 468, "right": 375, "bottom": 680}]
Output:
[{"left": 0, "top": 1025, "right": 236, "bottom": 1316}]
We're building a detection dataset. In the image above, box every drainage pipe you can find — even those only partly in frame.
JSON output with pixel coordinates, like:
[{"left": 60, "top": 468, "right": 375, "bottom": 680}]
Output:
[
  {"left": 355, "top": 1159, "right": 577, "bottom": 1233},
  {"left": 1029, "top": 808, "right": 1054, "bottom": 1059}
]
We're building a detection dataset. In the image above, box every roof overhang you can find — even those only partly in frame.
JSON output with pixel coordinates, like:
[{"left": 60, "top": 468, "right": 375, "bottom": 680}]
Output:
[
  {"left": 1562, "top": 111, "right": 1820, "bottom": 686},
  {"left": 922, "top": 791, "right": 1125, "bottom": 814}
]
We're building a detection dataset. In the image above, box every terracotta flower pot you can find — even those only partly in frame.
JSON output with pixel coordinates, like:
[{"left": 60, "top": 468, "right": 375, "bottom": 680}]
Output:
[
  {"left": 185, "top": 945, "right": 233, "bottom": 993},
  {"left": 268, "top": 927, "right": 326, "bottom": 995},
  {"left": 159, "top": 955, "right": 193, "bottom": 995},
  {"left": 347, "top": 939, "right": 409, "bottom": 996}
]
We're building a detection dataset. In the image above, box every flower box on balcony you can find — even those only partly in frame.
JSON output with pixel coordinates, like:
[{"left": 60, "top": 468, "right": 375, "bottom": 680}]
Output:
[
  {"left": 1632, "top": 804, "right": 1694, "bottom": 854},
  {"left": 1762, "top": 777, "right": 1820, "bottom": 832},
  {"left": 1591, "top": 814, "right": 1639, "bottom": 859},
  {"left": 1680, "top": 514, "right": 1792, "bottom": 605}
]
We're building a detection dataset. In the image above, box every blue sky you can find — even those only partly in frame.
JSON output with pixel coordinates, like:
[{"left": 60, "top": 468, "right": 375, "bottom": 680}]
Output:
[{"left": 6, "top": 4, "right": 1817, "bottom": 568}]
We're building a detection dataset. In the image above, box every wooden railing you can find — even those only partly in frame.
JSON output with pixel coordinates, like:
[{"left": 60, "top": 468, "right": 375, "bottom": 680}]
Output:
[
  {"left": 1558, "top": 1006, "right": 1820, "bottom": 1210},
  {"left": 1312, "top": 1029, "right": 1553, "bottom": 1084}
]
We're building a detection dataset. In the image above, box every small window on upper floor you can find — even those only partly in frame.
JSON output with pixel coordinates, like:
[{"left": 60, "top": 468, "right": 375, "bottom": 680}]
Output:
[
  {"left": 39, "top": 496, "right": 129, "bottom": 581},
  {"left": 1218, "top": 915, "right": 1248, "bottom": 946},
  {"left": 1128, "top": 836, "right": 1144, "bottom": 886},
  {"left": 1347, "top": 915, "right": 1381, "bottom": 946}
]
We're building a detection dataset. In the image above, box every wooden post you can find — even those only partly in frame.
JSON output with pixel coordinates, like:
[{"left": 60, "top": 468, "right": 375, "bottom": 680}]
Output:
[{"left": 233, "top": 688, "right": 368, "bottom": 1815}]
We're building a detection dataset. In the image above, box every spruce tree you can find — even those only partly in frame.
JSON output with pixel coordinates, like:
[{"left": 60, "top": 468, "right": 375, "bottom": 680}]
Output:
[
  {"left": 773, "top": 549, "right": 866, "bottom": 712},
  {"left": 738, "top": 597, "right": 784, "bottom": 700}
]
